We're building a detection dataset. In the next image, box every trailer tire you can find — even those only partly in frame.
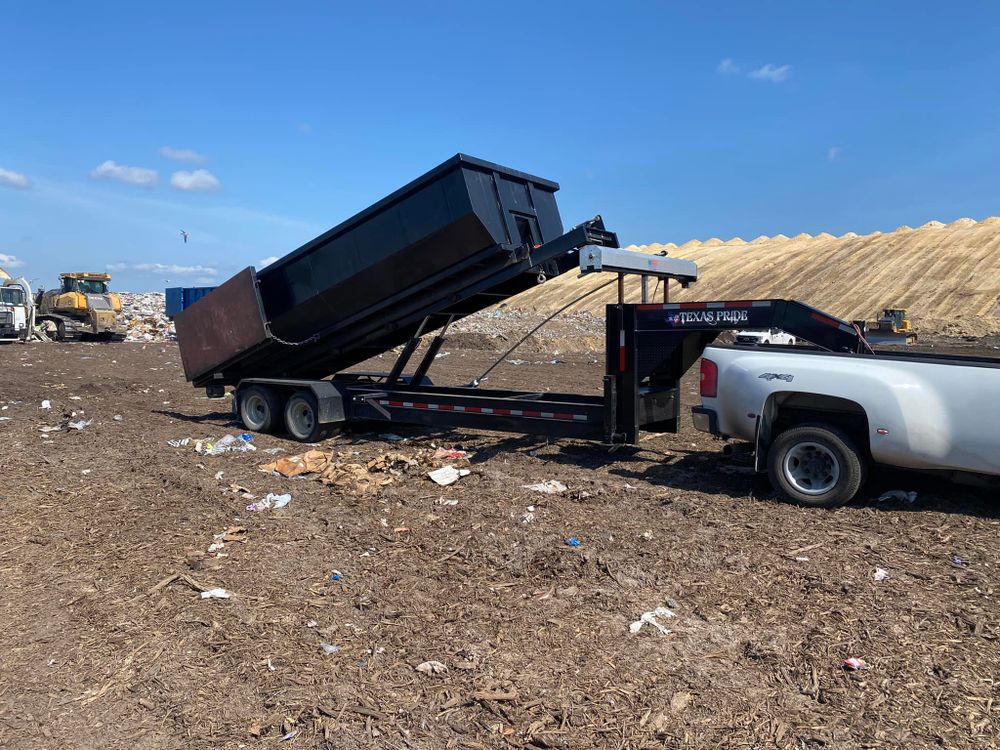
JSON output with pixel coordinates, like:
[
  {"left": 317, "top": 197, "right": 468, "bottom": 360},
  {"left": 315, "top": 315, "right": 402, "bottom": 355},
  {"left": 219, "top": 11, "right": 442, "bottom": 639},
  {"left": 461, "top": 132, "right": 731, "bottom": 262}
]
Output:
[
  {"left": 238, "top": 385, "right": 283, "bottom": 434},
  {"left": 284, "top": 391, "right": 330, "bottom": 443},
  {"left": 767, "top": 424, "right": 864, "bottom": 509}
]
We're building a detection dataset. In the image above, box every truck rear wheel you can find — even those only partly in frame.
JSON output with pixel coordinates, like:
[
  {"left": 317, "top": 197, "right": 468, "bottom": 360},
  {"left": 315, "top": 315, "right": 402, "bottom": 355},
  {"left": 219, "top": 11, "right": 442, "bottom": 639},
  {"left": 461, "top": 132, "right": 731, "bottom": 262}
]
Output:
[
  {"left": 767, "top": 424, "right": 864, "bottom": 508},
  {"left": 238, "top": 385, "right": 283, "bottom": 434},
  {"left": 284, "top": 390, "right": 329, "bottom": 442}
]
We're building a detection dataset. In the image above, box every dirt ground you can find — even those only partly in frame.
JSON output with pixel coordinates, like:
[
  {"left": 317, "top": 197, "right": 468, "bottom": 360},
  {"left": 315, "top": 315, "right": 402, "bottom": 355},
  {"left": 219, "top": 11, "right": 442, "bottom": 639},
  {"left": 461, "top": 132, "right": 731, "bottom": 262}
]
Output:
[{"left": 0, "top": 337, "right": 997, "bottom": 750}]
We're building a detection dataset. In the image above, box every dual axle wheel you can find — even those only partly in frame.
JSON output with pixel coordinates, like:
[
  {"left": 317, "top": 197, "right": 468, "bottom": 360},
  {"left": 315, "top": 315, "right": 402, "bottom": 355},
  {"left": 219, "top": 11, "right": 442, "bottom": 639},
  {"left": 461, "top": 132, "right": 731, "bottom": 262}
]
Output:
[{"left": 238, "top": 385, "right": 333, "bottom": 442}]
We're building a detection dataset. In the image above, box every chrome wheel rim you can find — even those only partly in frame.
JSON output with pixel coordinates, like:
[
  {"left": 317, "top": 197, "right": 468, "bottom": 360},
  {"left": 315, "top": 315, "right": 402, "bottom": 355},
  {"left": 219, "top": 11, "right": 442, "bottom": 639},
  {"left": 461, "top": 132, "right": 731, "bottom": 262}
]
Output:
[{"left": 783, "top": 441, "right": 840, "bottom": 495}]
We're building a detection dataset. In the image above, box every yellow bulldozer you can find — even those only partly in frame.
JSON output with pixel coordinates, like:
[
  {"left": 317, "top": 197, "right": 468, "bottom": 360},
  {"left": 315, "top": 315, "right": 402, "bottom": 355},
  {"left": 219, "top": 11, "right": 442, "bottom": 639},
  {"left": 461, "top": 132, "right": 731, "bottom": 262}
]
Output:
[
  {"left": 36, "top": 272, "right": 124, "bottom": 341},
  {"left": 863, "top": 307, "right": 917, "bottom": 345}
]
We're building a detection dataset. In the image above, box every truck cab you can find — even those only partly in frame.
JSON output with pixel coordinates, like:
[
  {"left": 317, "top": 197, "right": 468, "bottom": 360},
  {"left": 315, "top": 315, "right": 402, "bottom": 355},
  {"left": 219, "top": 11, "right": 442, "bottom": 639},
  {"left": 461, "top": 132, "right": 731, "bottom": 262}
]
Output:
[{"left": 0, "top": 284, "right": 29, "bottom": 341}]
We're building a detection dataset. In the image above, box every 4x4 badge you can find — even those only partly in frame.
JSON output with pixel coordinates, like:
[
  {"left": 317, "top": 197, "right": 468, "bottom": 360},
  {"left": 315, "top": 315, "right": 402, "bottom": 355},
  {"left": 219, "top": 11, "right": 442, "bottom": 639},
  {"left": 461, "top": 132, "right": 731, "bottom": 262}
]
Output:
[{"left": 759, "top": 373, "right": 794, "bottom": 382}]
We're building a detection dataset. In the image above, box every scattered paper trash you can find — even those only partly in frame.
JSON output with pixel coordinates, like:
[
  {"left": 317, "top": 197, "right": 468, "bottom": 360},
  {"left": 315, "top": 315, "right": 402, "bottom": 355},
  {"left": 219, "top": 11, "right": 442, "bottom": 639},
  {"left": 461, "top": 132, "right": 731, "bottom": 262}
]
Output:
[
  {"left": 414, "top": 660, "right": 448, "bottom": 674},
  {"left": 280, "top": 730, "right": 298, "bottom": 741},
  {"left": 523, "top": 480, "right": 567, "bottom": 494},
  {"left": 167, "top": 438, "right": 191, "bottom": 448},
  {"left": 629, "top": 606, "right": 676, "bottom": 635},
  {"left": 873, "top": 567, "right": 890, "bottom": 582},
  {"left": 245, "top": 492, "right": 292, "bottom": 512},
  {"left": 81, "top": 469, "right": 92, "bottom": 476},
  {"left": 40, "top": 400, "right": 51, "bottom": 410},
  {"left": 428, "top": 465, "right": 469, "bottom": 486},
  {"left": 564, "top": 536, "right": 581, "bottom": 547},
  {"left": 113, "top": 414, "right": 123, "bottom": 421},
  {"left": 843, "top": 657, "right": 870, "bottom": 671},
  {"left": 320, "top": 643, "right": 340, "bottom": 655},
  {"left": 214, "top": 471, "right": 224, "bottom": 480},
  {"left": 435, "top": 497, "right": 459, "bottom": 507},
  {"left": 67, "top": 419, "right": 92, "bottom": 431},
  {"left": 878, "top": 490, "right": 917, "bottom": 503},
  {"left": 795, "top": 556, "right": 810, "bottom": 562},
  {"left": 200, "top": 588, "right": 231, "bottom": 599}
]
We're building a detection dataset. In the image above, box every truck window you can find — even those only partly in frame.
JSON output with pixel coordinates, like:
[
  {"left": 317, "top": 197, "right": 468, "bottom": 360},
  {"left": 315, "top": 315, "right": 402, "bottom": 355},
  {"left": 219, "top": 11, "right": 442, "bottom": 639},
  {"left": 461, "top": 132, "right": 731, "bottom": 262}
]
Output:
[
  {"left": 77, "top": 279, "right": 108, "bottom": 294},
  {"left": 1, "top": 288, "right": 25, "bottom": 305}
]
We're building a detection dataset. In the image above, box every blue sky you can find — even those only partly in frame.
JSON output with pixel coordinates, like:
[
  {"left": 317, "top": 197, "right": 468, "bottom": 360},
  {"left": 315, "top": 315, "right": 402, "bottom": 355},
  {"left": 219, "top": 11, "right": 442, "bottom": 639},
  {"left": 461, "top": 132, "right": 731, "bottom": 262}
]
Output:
[{"left": 2, "top": 1, "right": 1000, "bottom": 291}]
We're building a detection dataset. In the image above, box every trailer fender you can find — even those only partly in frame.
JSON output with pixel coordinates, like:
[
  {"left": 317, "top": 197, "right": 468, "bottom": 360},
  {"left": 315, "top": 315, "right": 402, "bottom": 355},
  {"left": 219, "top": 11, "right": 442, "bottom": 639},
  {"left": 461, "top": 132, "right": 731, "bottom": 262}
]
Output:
[{"left": 310, "top": 381, "right": 349, "bottom": 424}]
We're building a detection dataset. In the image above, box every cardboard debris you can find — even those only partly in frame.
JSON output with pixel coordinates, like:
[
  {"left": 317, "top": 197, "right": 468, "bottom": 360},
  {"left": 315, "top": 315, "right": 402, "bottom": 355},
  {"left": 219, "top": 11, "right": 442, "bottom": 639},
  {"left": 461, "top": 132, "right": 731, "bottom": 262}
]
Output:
[{"left": 258, "top": 448, "right": 471, "bottom": 494}]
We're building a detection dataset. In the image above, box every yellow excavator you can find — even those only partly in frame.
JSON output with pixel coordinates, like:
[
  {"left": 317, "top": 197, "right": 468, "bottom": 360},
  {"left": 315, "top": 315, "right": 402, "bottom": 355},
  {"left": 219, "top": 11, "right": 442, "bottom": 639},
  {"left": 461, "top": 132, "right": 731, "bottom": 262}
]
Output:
[{"left": 36, "top": 272, "right": 124, "bottom": 341}]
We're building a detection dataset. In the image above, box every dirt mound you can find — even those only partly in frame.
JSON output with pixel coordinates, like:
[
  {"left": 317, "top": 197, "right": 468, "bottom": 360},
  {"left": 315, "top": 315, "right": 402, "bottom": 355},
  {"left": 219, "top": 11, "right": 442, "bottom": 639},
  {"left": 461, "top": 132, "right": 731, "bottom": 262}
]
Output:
[{"left": 510, "top": 218, "right": 1000, "bottom": 335}]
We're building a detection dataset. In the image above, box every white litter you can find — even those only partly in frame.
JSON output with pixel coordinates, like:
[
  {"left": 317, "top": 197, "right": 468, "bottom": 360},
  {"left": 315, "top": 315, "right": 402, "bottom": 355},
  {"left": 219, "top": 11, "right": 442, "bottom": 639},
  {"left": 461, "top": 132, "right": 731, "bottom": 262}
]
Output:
[
  {"left": 878, "top": 490, "right": 917, "bottom": 503},
  {"left": 67, "top": 419, "right": 93, "bottom": 430},
  {"left": 523, "top": 480, "right": 567, "bottom": 494},
  {"left": 245, "top": 492, "right": 292, "bottom": 512},
  {"left": 795, "top": 556, "right": 810, "bottom": 562},
  {"left": 320, "top": 642, "right": 340, "bottom": 655},
  {"left": 435, "top": 497, "right": 459, "bottom": 507},
  {"left": 874, "top": 567, "right": 890, "bottom": 582},
  {"left": 200, "top": 588, "right": 231, "bottom": 599},
  {"left": 214, "top": 471, "right": 224, "bottom": 480},
  {"left": 113, "top": 414, "right": 123, "bottom": 421},
  {"left": 414, "top": 660, "right": 448, "bottom": 674},
  {"left": 428, "top": 465, "right": 470, "bottom": 486},
  {"left": 167, "top": 438, "right": 192, "bottom": 448},
  {"left": 40, "top": 400, "right": 51, "bottom": 410},
  {"left": 629, "top": 606, "right": 676, "bottom": 635}
]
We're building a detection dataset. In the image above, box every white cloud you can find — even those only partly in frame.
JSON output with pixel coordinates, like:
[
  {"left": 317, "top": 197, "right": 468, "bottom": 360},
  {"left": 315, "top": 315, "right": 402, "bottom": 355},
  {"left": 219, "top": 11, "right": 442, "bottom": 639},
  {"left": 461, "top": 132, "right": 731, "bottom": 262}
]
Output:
[
  {"left": 0, "top": 253, "right": 24, "bottom": 269},
  {"left": 170, "top": 169, "right": 221, "bottom": 192},
  {"left": 258, "top": 256, "right": 280, "bottom": 268},
  {"left": 108, "top": 262, "right": 219, "bottom": 276},
  {"left": 717, "top": 58, "right": 740, "bottom": 75},
  {"left": 0, "top": 167, "right": 30, "bottom": 189},
  {"left": 827, "top": 146, "right": 843, "bottom": 162},
  {"left": 134, "top": 263, "right": 219, "bottom": 276},
  {"left": 90, "top": 160, "right": 158, "bottom": 187},
  {"left": 159, "top": 146, "right": 207, "bottom": 163},
  {"left": 748, "top": 63, "right": 791, "bottom": 83}
]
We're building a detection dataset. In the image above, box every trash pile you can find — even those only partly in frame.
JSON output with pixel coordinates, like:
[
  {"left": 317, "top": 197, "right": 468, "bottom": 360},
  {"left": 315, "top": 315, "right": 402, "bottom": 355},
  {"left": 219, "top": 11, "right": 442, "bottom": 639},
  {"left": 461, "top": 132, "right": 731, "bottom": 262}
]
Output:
[
  {"left": 119, "top": 292, "right": 175, "bottom": 342},
  {"left": 259, "top": 446, "right": 472, "bottom": 494}
]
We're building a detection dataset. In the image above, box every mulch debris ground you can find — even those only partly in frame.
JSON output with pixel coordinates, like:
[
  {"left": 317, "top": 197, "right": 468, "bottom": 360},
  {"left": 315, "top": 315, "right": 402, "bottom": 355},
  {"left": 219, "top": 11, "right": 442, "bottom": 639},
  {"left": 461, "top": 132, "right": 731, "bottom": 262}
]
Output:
[{"left": 0, "top": 338, "right": 997, "bottom": 749}]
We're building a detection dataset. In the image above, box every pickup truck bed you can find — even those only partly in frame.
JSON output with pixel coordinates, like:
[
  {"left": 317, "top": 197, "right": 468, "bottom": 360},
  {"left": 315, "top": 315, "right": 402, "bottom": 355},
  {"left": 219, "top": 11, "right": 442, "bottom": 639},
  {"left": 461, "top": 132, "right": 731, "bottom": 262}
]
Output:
[{"left": 694, "top": 344, "right": 1000, "bottom": 506}]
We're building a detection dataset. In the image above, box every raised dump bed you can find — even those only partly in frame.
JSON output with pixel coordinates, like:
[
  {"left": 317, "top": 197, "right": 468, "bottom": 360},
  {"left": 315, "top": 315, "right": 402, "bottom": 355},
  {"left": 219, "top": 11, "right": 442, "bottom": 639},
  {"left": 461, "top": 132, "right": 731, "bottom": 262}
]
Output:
[{"left": 176, "top": 154, "right": 618, "bottom": 388}]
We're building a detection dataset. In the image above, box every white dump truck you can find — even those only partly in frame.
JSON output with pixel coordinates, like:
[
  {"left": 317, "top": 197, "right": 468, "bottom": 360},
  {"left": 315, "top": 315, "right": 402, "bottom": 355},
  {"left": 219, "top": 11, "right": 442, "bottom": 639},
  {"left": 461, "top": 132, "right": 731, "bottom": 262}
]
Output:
[{"left": 0, "top": 269, "right": 31, "bottom": 342}]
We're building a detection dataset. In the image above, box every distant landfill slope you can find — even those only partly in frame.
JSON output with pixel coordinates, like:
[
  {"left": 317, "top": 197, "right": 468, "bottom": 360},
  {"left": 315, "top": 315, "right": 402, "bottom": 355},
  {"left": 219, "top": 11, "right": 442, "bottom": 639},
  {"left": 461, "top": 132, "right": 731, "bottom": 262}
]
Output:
[{"left": 510, "top": 217, "right": 1000, "bottom": 336}]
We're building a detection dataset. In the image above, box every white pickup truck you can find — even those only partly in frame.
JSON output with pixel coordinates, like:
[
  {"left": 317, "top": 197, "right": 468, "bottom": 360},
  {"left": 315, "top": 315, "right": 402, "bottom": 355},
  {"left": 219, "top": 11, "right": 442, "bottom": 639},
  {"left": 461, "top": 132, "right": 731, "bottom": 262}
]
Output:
[{"left": 692, "top": 345, "right": 1000, "bottom": 507}]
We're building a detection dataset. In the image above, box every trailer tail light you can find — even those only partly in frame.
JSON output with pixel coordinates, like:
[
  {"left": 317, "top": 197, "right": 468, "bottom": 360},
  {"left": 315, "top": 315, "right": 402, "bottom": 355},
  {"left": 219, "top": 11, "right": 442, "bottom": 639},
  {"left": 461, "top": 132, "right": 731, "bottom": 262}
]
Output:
[{"left": 700, "top": 358, "right": 718, "bottom": 398}]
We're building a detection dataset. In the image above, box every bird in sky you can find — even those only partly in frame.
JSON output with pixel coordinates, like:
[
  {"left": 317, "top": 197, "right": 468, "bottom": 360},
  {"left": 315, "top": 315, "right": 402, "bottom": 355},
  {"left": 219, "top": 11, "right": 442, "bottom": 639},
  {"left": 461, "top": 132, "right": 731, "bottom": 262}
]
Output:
[{"left": 180, "top": 230, "right": 188, "bottom": 244}]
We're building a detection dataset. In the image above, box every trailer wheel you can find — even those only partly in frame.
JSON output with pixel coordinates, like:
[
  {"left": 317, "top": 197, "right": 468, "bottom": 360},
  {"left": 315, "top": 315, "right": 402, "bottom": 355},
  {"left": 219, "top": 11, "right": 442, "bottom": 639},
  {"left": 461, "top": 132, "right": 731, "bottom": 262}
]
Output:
[
  {"left": 238, "top": 385, "right": 283, "bottom": 434},
  {"left": 284, "top": 391, "right": 329, "bottom": 442},
  {"left": 767, "top": 424, "right": 864, "bottom": 508}
]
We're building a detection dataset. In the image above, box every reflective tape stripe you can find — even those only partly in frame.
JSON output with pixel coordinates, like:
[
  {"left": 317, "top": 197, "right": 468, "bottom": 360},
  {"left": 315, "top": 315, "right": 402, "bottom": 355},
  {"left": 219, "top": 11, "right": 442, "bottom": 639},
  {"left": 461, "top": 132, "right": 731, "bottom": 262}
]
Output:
[{"left": 376, "top": 399, "right": 589, "bottom": 422}]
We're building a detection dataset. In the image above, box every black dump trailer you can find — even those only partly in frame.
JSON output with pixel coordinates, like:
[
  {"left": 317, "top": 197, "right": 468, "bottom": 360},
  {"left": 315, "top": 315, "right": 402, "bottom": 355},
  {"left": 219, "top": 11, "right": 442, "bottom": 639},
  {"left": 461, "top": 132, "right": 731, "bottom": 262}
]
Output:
[
  {"left": 175, "top": 154, "right": 616, "bottom": 388},
  {"left": 176, "top": 154, "right": 867, "bottom": 443}
]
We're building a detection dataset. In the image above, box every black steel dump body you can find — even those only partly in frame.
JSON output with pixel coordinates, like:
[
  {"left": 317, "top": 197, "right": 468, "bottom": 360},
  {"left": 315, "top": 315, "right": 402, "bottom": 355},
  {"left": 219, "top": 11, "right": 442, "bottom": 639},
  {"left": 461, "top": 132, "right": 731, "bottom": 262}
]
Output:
[{"left": 176, "top": 154, "right": 617, "bottom": 387}]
